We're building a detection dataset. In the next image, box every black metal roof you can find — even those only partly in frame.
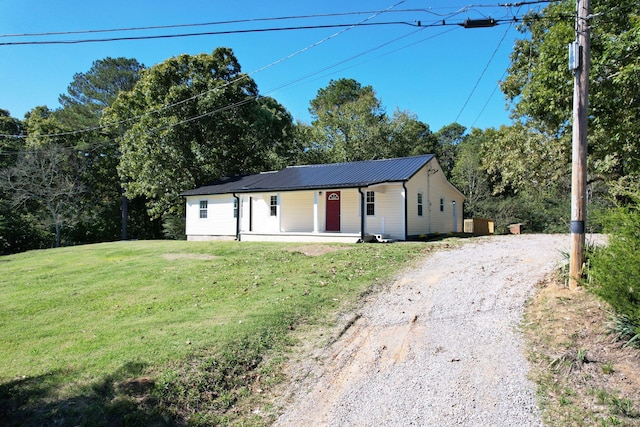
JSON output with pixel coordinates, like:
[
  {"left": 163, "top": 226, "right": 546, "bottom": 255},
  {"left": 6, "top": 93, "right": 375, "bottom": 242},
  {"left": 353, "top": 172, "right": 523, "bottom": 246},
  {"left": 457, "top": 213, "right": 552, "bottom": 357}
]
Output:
[{"left": 181, "top": 154, "right": 435, "bottom": 196}]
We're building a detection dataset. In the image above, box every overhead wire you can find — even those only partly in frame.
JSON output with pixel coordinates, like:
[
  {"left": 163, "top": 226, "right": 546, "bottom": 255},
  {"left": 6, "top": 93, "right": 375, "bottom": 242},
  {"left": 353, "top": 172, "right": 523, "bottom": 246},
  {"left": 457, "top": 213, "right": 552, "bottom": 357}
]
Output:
[
  {"left": 1, "top": 17, "right": 565, "bottom": 47},
  {"left": 117, "top": 2, "right": 467, "bottom": 137},
  {"left": 0, "top": 8, "right": 495, "bottom": 39},
  {"left": 468, "top": 0, "right": 552, "bottom": 127},
  {"left": 0, "top": 22, "right": 425, "bottom": 46},
  {"left": 2, "top": 4, "right": 471, "bottom": 142},
  {"left": 454, "top": 17, "right": 515, "bottom": 123},
  {"left": 465, "top": 3, "right": 524, "bottom": 127},
  {"left": 278, "top": 27, "right": 460, "bottom": 96},
  {"left": 1, "top": 1, "right": 409, "bottom": 141},
  {"left": 0, "top": 2, "right": 558, "bottom": 40},
  {"left": 0, "top": 1, "right": 570, "bottom": 141},
  {"left": 0, "top": 3, "right": 566, "bottom": 47},
  {"left": 267, "top": 6, "right": 470, "bottom": 96},
  {"left": 1, "top": 1, "right": 408, "bottom": 140}
]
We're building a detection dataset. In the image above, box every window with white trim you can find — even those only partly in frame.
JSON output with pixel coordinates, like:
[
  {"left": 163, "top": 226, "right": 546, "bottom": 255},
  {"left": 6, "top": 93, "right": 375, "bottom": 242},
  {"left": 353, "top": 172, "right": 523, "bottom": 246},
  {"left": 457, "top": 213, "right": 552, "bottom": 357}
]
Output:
[
  {"left": 440, "top": 198, "right": 444, "bottom": 212},
  {"left": 417, "top": 193, "right": 424, "bottom": 216},
  {"left": 199, "top": 200, "right": 208, "bottom": 218},
  {"left": 366, "top": 191, "right": 375, "bottom": 216},
  {"left": 270, "top": 195, "right": 278, "bottom": 216},
  {"left": 233, "top": 199, "right": 238, "bottom": 218}
]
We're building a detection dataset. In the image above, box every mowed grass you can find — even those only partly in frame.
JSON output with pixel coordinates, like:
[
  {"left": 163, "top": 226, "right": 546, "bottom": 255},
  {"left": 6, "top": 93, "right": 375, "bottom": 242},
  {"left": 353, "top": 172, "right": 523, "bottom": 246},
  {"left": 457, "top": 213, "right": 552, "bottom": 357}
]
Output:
[{"left": 0, "top": 240, "right": 430, "bottom": 426}]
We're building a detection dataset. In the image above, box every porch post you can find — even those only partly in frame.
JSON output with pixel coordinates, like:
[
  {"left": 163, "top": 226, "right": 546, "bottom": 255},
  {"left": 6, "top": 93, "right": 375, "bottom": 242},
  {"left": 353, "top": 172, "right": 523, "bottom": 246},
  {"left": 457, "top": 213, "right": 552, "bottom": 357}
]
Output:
[
  {"left": 358, "top": 187, "right": 366, "bottom": 242},
  {"left": 313, "top": 191, "right": 319, "bottom": 233},
  {"left": 402, "top": 182, "right": 408, "bottom": 240},
  {"left": 277, "top": 192, "right": 282, "bottom": 232},
  {"left": 233, "top": 193, "right": 240, "bottom": 240}
]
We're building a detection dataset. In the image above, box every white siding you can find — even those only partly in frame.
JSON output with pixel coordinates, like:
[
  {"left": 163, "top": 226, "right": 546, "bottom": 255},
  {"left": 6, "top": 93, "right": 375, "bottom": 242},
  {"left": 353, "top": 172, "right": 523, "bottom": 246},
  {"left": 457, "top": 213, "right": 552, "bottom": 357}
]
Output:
[
  {"left": 281, "top": 191, "right": 314, "bottom": 232},
  {"left": 339, "top": 189, "right": 361, "bottom": 233},
  {"left": 406, "top": 158, "right": 465, "bottom": 235},
  {"left": 185, "top": 156, "right": 465, "bottom": 241},
  {"left": 249, "top": 193, "right": 280, "bottom": 233},
  {"left": 185, "top": 195, "right": 237, "bottom": 237},
  {"left": 238, "top": 195, "right": 248, "bottom": 233},
  {"left": 362, "top": 184, "right": 405, "bottom": 240},
  {"left": 406, "top": 166, "right": 431, "bottom": 236}
]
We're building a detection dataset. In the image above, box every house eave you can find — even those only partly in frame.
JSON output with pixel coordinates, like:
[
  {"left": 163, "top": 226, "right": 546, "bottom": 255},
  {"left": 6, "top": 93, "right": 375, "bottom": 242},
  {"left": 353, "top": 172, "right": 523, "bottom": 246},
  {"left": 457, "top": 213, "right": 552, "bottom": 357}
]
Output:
[
  {"left": 182, "top": 179, "right": 415, "bottom": 198},
  {"left": 209, "top": 180, "right": 406, "bottom": 195}
]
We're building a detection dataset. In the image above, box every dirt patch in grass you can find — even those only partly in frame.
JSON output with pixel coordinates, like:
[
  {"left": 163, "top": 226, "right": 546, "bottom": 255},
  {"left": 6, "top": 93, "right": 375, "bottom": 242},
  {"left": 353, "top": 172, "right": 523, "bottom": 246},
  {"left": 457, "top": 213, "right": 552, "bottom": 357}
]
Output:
[
  {"left": 286, "top": 245, "right": 353, "bottom": 257},
  {"left": 162, "top": 253, "right": 218, "bottom": 261},
  {"left": 524, "top": 277, "right": 640, "bottom": 425},
  {"left": 115, "top": 377, "right": 155, "bottom": 398}
]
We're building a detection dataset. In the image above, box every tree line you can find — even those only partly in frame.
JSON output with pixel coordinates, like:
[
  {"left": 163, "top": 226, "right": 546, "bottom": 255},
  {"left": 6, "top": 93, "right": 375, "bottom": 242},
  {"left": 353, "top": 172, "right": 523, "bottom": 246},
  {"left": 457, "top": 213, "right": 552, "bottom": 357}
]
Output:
[
  {"left": 0, "top": 50, "right": 465, "bottom": 252},
  {"left": 1, "top": 0, "right": 639, "bottom": 255}
]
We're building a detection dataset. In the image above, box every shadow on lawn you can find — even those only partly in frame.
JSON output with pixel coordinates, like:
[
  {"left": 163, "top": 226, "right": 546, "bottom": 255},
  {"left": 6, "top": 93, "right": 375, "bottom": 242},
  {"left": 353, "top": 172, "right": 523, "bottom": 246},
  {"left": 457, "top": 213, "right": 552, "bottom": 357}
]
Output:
[
  {"left": 407, "top": 232, "right": 480, "bottom": 242},
  {"left": 0, "top": 362, "right": 174, "bottom": 427}
]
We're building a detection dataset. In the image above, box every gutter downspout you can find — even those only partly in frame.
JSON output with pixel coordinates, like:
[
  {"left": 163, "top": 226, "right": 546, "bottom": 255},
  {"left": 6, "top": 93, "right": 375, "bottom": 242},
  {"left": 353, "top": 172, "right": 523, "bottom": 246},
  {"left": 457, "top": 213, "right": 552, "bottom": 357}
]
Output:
[
  {"left": 427, "top": 167, "right": 432, "bottom": 234},
  {"left": 233, "top": 193, "right": 240, "bottom": 241},
  {"left": 358, "top": 187, "right": 366, "bottom": 242},
  {"left": 402, "top": 182, "right": 408, "bottom": 241}
]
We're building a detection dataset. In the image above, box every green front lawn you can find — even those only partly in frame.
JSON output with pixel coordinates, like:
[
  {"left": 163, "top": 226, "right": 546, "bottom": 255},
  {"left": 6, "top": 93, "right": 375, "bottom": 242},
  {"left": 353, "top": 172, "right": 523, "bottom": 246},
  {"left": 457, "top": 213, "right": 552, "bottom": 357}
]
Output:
[{"left": 0, "top": 240, "right": 430, "bottom": 426}]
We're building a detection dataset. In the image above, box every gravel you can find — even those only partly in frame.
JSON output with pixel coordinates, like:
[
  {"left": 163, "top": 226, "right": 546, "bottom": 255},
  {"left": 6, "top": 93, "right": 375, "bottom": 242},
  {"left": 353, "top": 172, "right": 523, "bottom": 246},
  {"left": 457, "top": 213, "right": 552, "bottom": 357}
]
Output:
[{"left": 274, "top": 234, "right": 577, "bottom": 426}]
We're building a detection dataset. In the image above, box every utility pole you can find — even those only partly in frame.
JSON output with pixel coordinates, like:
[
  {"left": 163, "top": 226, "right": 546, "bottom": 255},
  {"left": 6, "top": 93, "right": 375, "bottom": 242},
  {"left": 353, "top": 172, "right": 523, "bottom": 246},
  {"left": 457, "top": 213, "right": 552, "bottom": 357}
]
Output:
[{"left": 569, "top": 0, "right": 591, "bottom": 290}]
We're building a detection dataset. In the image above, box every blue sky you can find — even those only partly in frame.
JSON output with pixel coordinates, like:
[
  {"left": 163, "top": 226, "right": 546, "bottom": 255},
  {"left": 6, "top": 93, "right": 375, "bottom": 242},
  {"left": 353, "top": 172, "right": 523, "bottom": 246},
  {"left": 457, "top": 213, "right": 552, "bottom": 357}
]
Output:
[{"left": 0, "top": 0, "right": 542, "bottom": 133}]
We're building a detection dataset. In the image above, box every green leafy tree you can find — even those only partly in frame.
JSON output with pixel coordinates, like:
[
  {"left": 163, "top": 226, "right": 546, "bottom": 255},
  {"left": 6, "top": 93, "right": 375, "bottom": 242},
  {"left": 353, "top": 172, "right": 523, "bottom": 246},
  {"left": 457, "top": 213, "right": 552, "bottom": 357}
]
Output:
[
  {"left": 57, "top": 57, "right": 144, "bottom": 128},
  {"left": 302, "top": 79, "right": 440, "bottom": 163},
  {"left": 55, "top": 57, "right": 147, "bottom": 242},
  {"left": 103, "top": 47, "right": 296, "bottom": 223},
  {"left": 14, "top": 107, "right": 87, "bottom": 247},
  {"left": 386, "top": 110, "right": 438, "bottom": 158},
  {"left": 502, "top": 0, "right": 640, "bottom": 177},
  {"left": 0, "top": 109, "right": 23, "bottom": 168},
  {"left": 306, "top": 78, "right": 388, "bottom": 163},
  {"left": 433, "top": 123, "right": 466, "bottom": 178},
  {"left": 481, "top": 123, "right": 570, "bottom": 196},
  {"left": 450, "top": 128, "right": 493, "bottom": 218},
  {"left": 476, "top": 124, "right": 572, "bottom": 232}
]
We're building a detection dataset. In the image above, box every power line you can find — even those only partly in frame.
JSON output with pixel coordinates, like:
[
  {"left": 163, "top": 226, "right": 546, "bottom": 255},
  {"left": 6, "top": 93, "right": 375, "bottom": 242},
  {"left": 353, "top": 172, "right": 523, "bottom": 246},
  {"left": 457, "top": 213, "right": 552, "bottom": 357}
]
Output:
[
  {"left": 0, "top": 8, "right": 493, "bottom": 39},
  {"left": 0, "top": 15, "right": 572, "bottom": 47},
  {"left": 470, "top": 70, "right": 507, "bottom": 128},
  {"left": 0, "top": 4, "right": 567, "bottom": 47},
  {"left": 264, "top": 21, "right": 453, "bottom": 96},
  {"left": 498, "top": 0, "right": 557, "bottom": 6},
  {"left": 1, "top": 4, "right": 467, "bottom": 141},
  {"left": 0, "top": 12, "right": 422, "bottom": 39},
  {"left": 0, "top": 22, "right": 423, "bottom": 46},
  {"left": 1, "top": 1, "right": 407, "bottom": 140},
  {"left": 265, "top": 6, "right": 470, "bottom": 96},
  {"left": 0, "top": 3, "right": 571, "bottom": 140},
  {"left": 279, "top": 27, "right": 459, "bottom": 96},
  {"left": 454, "top": 19, "right": 514, "bottom": 123},
  {"left": 0, "top": 3, "right": 558, "bottom": 40}
]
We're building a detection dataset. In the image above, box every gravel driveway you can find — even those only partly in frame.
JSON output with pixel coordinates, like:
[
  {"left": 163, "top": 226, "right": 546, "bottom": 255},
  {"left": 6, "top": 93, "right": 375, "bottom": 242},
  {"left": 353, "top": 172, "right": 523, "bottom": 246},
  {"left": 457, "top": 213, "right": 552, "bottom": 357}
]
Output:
[{"left": 275, "top": 234, "right": 574, "bottom": 426}]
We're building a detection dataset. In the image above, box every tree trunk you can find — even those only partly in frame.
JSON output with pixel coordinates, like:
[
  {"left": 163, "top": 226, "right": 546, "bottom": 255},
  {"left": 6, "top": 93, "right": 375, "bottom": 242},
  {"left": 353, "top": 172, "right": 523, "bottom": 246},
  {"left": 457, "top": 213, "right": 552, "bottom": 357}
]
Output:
[{"left": 121, "top": 193, "right": 128, "bottom": 240}]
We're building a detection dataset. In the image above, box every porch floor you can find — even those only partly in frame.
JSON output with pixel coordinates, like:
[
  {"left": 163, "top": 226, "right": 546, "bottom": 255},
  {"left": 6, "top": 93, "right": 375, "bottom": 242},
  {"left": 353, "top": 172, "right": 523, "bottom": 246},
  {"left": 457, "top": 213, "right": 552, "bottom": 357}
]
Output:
[{"left": 238, "top": 231, "right": 362, "bottom": 243}]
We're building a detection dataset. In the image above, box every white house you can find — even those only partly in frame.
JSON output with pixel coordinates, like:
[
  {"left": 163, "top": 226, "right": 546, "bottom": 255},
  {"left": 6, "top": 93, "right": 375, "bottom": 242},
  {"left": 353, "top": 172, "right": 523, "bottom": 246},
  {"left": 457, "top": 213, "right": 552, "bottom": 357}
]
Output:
[{"left": 181, "top": 154, "right": 465, "bottom": 243}]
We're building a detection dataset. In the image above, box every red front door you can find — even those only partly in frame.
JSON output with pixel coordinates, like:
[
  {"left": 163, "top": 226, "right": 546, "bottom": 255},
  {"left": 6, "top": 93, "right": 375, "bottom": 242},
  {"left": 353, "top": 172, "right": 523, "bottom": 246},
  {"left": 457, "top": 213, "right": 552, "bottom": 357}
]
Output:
[{"left": 326, "top": 191, "right": 341, "bottom": 232}]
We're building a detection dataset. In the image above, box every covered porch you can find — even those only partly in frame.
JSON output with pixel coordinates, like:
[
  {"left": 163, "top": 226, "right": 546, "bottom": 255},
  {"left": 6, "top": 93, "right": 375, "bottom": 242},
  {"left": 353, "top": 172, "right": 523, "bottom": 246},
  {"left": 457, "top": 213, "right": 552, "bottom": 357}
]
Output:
[{"left": 239, "top": 189, "right": 364, "bottom": 237}]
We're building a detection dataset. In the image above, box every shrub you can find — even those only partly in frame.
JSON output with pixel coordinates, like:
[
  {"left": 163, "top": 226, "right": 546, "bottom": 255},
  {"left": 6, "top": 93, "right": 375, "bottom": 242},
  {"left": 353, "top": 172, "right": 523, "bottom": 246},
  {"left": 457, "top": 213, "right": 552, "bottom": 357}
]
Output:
[
  {"left": 589, "top": 195, "right": 640, "bottom": 347},
  {"left": 161, "top": 214, "right": 186, "bottom": 240}
]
